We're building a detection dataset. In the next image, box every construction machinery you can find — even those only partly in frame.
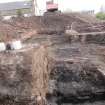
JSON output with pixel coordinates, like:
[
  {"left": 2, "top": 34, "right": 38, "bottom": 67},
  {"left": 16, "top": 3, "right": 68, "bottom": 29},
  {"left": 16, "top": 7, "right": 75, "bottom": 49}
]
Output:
[{"left": 46, "top": 0, "right": 58, "bottom": 12}]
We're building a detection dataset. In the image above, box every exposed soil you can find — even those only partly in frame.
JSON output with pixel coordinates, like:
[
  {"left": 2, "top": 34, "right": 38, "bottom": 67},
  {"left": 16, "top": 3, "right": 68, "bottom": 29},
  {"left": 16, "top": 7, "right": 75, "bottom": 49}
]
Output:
[
  {"left": 0, "top": 12, "right": 105, "bottom": 105},
  {"left": 0, "top": 12, "right": 105, "bottom": 41}
]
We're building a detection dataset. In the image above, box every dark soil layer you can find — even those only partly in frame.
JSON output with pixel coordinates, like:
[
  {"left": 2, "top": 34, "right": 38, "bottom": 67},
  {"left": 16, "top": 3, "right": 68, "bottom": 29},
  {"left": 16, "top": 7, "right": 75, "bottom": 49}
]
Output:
[{"left": 46, "top": 44, "right": 105, "bottom": 105}]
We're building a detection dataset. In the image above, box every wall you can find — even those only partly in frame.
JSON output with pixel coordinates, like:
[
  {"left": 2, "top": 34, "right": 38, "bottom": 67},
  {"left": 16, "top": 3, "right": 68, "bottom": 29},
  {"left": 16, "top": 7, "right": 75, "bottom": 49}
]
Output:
[{"left": 35, "top": 0, "right": 46, "bottom": 16}]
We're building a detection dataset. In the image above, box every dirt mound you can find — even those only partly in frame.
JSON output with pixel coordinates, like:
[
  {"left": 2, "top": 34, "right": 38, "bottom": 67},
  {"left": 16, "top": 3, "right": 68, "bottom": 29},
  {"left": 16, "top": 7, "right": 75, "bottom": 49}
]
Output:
[
  {"left": 42, "top": 13, "right": 86, "bottom": 30},
  {"left": 0, "top": 21, "right": 19, "bottom": 41},
  {"left": 71, "top": 12, "right": 100, "bottom": 23},
  {"left": 0, "top": 13, "right": 104, "bottom": 41}
]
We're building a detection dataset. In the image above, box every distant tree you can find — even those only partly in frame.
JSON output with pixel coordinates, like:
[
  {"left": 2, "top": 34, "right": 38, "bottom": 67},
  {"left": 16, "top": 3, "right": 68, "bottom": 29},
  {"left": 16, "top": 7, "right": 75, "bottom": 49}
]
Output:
[
  {"left": 17, "top": 9, "right": 23, "bottom": 17},
  {"left": 96, "top": 12, "right": 105, "bottom": 20}
]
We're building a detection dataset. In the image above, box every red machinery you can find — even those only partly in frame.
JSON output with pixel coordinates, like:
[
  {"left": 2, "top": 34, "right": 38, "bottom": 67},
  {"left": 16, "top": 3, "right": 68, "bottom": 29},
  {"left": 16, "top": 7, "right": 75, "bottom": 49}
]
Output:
[{"left": 46, "top": 0, "right": 58, "bottom": 12}]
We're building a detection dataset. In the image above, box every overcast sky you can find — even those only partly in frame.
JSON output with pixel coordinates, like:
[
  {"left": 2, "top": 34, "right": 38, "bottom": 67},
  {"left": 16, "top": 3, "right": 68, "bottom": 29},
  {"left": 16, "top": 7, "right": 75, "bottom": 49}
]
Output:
[
  {"left": 0, "top": 0, "right": 105, "bottom": 12},
  {"left": 57, "top": 0, "right": 105, "bottom": 12}
]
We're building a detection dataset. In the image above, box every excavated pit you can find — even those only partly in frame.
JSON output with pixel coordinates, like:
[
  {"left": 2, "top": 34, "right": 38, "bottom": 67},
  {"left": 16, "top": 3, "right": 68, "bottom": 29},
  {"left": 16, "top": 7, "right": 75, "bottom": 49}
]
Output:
[
  {"left": 1, "top": 13, "right": 105, "bottom": 105},
  {"left": 1, "top": 38, "right": 105, "bottom": 105},
  {"left": 23, "top": 24, "right": 105, "bottom": 105},
  {"left": 46, "top": 43, "right": 105, "bottom": 105}
]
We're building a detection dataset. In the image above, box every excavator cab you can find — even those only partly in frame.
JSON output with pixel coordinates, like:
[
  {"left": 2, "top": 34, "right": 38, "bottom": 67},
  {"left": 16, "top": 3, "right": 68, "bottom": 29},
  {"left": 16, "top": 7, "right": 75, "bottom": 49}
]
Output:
[{"left": 46, "top": 1, "right": 58, "bottom": 12}]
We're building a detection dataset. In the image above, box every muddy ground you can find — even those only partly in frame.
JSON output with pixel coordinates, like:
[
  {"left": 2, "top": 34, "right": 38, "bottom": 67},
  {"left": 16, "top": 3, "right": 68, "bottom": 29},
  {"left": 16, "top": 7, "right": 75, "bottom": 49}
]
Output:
[{"left": 0, "top": 13, "right": 105, "bottom": 105}]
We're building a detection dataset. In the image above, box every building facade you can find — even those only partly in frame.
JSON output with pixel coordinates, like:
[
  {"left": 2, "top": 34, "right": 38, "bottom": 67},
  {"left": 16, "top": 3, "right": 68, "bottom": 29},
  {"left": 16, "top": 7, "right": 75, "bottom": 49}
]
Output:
[{"left": 0, "top": 1, "right": 32, "bottom": 17}]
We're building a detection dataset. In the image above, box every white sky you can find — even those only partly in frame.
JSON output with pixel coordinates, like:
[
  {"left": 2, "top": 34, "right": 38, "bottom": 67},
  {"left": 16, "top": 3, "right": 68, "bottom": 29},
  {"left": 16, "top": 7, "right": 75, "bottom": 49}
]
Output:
[
  {"left": 56, "top": 0, "right": 105, "bottom": 12},
  {"left": 0, "top": 0, "right": 105, "bottom": 12}
]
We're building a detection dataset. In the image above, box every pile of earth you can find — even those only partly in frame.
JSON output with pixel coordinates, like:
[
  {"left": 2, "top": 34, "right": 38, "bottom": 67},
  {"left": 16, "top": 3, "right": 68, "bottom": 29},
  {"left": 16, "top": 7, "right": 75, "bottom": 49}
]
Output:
[{"left": 0, "top": 12, "right": 104, "bottom": 41}]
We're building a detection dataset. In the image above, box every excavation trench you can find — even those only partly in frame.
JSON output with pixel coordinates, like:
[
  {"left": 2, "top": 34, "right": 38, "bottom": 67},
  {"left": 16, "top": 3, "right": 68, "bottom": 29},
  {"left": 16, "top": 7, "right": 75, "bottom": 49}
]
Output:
[
  {"left": 0, "top": 35, "right": 105, "bottom": 105},
  {"left": 46, "top": 45, "right": 105, "bottom": 105},
  {"left": 1, "top": 13, "right": 105, "bottom": 105}
]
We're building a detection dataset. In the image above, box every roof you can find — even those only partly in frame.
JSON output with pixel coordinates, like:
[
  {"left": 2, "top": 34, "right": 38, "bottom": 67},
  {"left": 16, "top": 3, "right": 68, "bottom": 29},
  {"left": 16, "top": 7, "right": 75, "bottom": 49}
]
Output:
[{"left": 0, "top": 1, "right": 32, "bottom": 11}]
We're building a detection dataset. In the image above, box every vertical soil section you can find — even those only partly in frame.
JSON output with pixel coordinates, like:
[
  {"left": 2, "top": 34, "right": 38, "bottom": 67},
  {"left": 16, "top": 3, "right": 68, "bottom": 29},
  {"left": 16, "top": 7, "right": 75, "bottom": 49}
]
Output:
[{"left": 0, "top": 46, "right": 49, "bottom": 105}]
